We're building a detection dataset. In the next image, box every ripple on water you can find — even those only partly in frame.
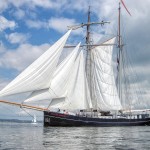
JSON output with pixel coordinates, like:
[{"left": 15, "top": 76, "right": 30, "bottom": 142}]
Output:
[{"left": 0, "top": 123, "right": 150, "bottom": 150}]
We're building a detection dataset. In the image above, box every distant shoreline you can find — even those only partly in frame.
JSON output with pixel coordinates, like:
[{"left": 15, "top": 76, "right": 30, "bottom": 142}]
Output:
[{"left": 0, "top": 119, "right": 42, "bottom": 123}]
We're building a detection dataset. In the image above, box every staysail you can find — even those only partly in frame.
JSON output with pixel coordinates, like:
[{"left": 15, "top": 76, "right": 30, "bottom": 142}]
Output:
[
  {"left": 24, "top": 43, "right": 81, "bottom": 103},
  {"left": 61, "top": 50, "right": 93, "bottom": 110},
  {"left": 0, "top": 30, "right": 71, "bottom": 97},
  {"left": 25, "top": 49, "right": 93, "bottom": 110},
  {"left": 91, "top": 38, "right": 122, "bottom": 111}
]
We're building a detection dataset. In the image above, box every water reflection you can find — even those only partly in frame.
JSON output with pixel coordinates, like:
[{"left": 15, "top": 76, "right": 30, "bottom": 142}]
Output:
[
  {"left": 43, "top": 126, "right": 150, "bottom": 150},
  {"left": 0, "top": 122, "right": 150, "bottom": 150}
]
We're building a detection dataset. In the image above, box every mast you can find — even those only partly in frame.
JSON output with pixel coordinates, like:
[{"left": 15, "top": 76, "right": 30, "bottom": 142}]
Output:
[
  {"left": 118, "top": 2, "right": 123, "bottom": 107},
  {"left": 85, "top": 6, "right": 92, "bottom": 104},
  {"left": 67, "top": 7, "right": 111, "bottom": 110}
]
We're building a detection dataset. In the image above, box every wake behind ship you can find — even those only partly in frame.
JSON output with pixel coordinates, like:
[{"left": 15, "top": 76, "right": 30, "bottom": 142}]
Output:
[{"left": 0, "top": 3, "right": 150, "bottom": 127}]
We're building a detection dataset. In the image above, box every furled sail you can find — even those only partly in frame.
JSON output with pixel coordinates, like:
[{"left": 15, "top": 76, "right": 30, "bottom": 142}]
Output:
[
  {"left": 0, "top": 30, "right": 71, "bottom": 97},
  {"left": 91, "top": 38, "right": 122, "bottom": 111},
  {"left": 61, "top": 50, "right": 93, "bottom": 110},
  {"left": 24, "top": 43, "right": 81, "bottom": 103}
]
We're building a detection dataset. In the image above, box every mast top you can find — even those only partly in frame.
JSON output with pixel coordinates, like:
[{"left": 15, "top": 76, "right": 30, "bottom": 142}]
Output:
[
  {"left": 68, "top": 6, "right": 110, "bottom": 30},
  {"left": 67, "top": 21, "right": 110, "bottom": 30}
]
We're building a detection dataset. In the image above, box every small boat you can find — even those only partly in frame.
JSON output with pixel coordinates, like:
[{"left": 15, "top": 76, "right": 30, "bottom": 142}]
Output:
[{"left": 31, "top": 115, "right": 37, "bottom": 125}]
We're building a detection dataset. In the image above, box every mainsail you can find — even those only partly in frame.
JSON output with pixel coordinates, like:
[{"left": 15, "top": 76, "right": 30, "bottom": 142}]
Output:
[
  {"left": 0, "top": 30, "right": 71, "bottom": 97},
  {"left": 91, "top": 38, "right": 122, "bottom": 111}
]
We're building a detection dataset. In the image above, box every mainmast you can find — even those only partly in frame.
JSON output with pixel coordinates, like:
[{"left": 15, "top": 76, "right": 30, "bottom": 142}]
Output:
[
  {"left": 67, "top": 6, "right": 110, "bottom": 109},
  {"left": 85, "top": 6, "right": 92, "bottom": 102},
  {"left": 118, "top": 2, "right": 123, "bottom": 107}
]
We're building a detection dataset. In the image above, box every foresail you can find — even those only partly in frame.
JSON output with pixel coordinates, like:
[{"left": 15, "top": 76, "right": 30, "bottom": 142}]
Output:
[
  {"left": 0, "top": 30, "right": 71, "bottom": 97},
  {"left": 49, "top": 42, "right": 81, "bottom": 98},
  {"left": 62, "top": 50, "right": 93, "bottom": 110},
  {"left": 24, "top": 88, "right": 52, "bottom": 103},
  {"left": 91, "top": 38, "right": 122, "bottom": 111},
  {"left": 24, "top": 43, "right": 80, "bottom": 103},
  {"left": 49, "top": 97, "right": 66, "bottom": 107}
]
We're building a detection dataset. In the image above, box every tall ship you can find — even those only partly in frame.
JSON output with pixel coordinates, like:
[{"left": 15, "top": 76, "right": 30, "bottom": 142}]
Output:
[{"left": 0, "top": 2, "right": 150, "bottom": 126}]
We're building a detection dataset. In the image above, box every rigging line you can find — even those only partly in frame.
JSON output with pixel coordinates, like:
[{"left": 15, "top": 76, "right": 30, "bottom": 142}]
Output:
[
  {"left": 122, "top": 47, "right": 132, "bottom": 109},
  {"left": 20, "top": 106, "right": 34, "bottom": 118},
  {"left": 121, "top": 44, "right": 142, "bottom": 104},
  {"left": 127, "top": 62, "right": 148, "bottom": 108},
  {"left": 119, "top": 10, "right": 146, "bottom": 109},
  {"left": 123, "top": 49, "right": 137, "bottom": 108},
  {"left": 122, "top": 46, "right": 143, "bottom": 109}
]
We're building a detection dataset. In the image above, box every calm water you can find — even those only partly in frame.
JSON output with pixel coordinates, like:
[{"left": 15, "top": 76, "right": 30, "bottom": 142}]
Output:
[{"left": 0, "top": 122, "right": 150, "bottom": 150}]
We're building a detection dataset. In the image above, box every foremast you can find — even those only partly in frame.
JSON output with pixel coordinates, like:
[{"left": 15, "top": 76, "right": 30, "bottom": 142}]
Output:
[{"left": 68, "top": 7, "right": 110, "bottom": 111}]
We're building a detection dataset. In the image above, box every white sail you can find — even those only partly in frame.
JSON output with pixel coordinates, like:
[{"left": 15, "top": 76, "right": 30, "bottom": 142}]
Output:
[
  {"left": 24, "top": 88, "right": 51, "bottom": 102},
  {"left": 61, "top": 50, "right": 93, "bottom": 110},
  {"left": 49, "top": 97, "right": 66, "bottom": 108},
  {"left": 0, "top": 30, "right": 71, "bottom": 97},
  {"left": 24, "top": 43, "right": 80, "bottom": 103},
  {"left": 91, "top": 38, "right": 122, "bottom": 111}
]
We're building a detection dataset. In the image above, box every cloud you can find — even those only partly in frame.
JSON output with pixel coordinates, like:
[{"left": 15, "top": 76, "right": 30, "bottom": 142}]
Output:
[
  {"left": 26, "top": 20, "right": 48, "bottom": 29},
  {"left": 0, "top": 1, "right": 9, "bottom": 13},
  {"left": 2, "top": 0, "right": 64, "bottom": 10},
  {"left": 0, "top": 0, "right": 88, "bottom": 12},
  {"left": 0, "top": 41, "right": 6, "bottom": 54},
  {"left": 13, "top": 9, "right": 25, "bottom": 19},
  {"left": 26, "top": 17, "right": 82, "bottom": 35},
  {"left": 6, "top": 32, "right": 30, "bottom": 44},
  {"left": 48, "top": 17, "right": 81, "bottom": 34},
  {"left": 0, "top": 43, "right": 50, "bottom": 71},
  {"left": 0, "top": 78, "right": 9, "bottom": 90},
  {"left": 0, "top": 16, "right": 17, "bottom": 31}
]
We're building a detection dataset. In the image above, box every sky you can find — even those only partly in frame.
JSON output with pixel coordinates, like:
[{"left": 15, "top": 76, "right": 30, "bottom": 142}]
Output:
[{"left": 0, "top": 0, "right": 150, "bottom": 120}]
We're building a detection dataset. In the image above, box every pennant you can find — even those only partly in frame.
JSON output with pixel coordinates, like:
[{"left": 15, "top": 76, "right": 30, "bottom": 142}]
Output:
[{"left": 120, "top": 0, "right": 131, "bottom": 16}]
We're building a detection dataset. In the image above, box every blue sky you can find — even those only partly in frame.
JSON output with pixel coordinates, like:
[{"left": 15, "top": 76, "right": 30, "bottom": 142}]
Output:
[{"left": 0, "top": 0, "right": 150, "bottom": 120}]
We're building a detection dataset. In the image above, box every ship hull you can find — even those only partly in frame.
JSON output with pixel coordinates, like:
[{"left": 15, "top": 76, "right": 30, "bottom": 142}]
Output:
[{"left": 44, "top": 111, "right": 150, "bottom": 127}]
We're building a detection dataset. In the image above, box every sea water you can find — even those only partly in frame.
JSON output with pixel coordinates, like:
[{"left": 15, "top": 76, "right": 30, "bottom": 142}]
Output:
[{"left": 0, "top": 122, "right": 150, "bottom": 150}]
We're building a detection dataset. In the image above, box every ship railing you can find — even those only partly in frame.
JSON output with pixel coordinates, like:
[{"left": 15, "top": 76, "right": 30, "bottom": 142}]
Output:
[{"left": 77, "top": 113, "right": 148, "bottom": 120}]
